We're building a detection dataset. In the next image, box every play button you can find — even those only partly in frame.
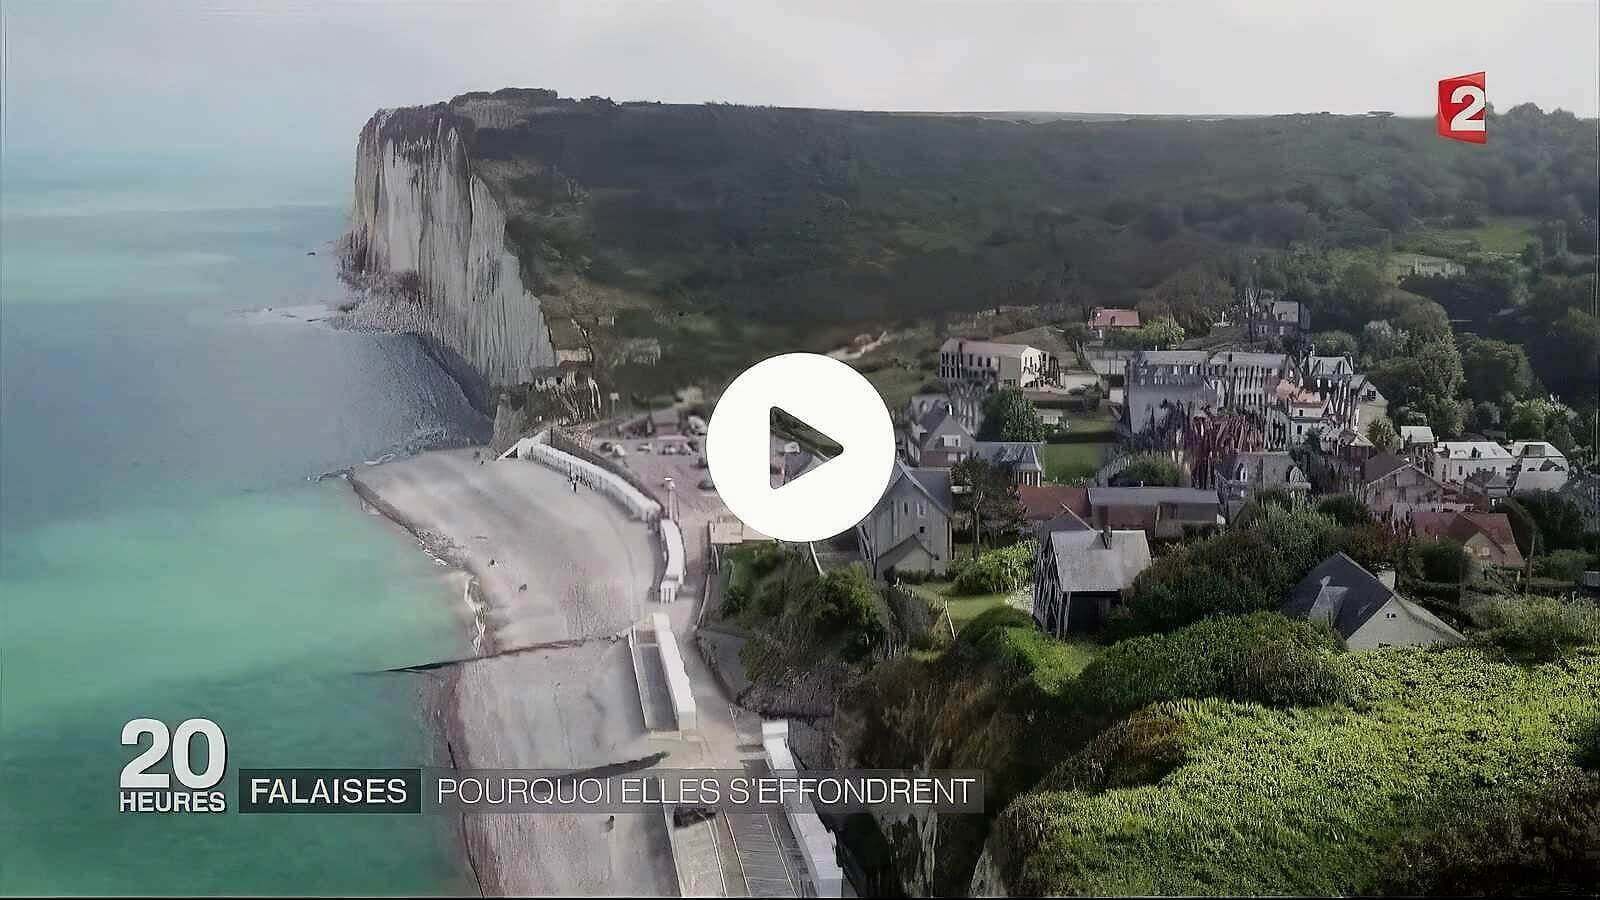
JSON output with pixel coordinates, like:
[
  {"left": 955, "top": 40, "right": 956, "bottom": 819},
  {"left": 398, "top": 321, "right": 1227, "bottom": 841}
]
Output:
[{"left": 706, "top": 353, "right": 895, "bottom": 542}]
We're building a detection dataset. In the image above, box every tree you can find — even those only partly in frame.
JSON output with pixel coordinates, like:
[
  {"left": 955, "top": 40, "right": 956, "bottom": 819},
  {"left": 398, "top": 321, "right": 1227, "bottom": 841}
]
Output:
[
  {"left": 951, "top": 457, "right": 1026, "bottom": 552},
  {"left": 1361, "top": 319, "right": 1405, "bottom": 362},
  {"left": 1457, "top": 334, "right": 1535, "bottom": 405},
  {"left": 978, "top": 388, "right": 1049, "bottom": 442},
  {"left": 1512, "top": 491, "right": 1589, "bottom": 552},
  {"left": 1366, "top": 417, "right": 1399, "bottom": 452},
  {"left": 1309, "top": 330, "right": 1359, "bottom": 357}
]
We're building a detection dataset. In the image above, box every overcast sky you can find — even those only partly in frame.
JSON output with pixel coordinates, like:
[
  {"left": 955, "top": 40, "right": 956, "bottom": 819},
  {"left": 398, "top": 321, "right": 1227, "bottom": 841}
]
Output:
[{"left": 4, "top": 0, "right": 1597, "bottom": 160}]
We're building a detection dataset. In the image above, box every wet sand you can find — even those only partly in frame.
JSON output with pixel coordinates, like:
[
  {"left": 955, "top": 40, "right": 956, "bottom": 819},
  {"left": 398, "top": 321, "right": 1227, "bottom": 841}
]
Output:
[{"left": 351, "top": 449, "right": 676, "bottom": 896}]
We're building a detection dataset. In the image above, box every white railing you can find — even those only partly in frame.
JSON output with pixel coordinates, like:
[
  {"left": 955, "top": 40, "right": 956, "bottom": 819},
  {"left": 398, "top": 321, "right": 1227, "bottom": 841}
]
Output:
[
  {"left": 653, "top": 612, "right": 697, "bottom": 731},
  {"left": 762, "top": 720, "right": 844, "bottom": 898}
]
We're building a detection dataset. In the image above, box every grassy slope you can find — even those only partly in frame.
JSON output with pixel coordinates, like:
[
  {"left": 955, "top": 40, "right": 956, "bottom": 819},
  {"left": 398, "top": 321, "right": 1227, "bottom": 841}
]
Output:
[{"left": 994, "top": 646, "right": 1600, "bottom": 896}]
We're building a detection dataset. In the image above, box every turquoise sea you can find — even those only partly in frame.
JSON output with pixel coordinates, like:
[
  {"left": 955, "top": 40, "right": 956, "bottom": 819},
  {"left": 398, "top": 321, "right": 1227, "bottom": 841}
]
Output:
[{"left": 1, "top": 155, "right": 479, "bottom": 894}]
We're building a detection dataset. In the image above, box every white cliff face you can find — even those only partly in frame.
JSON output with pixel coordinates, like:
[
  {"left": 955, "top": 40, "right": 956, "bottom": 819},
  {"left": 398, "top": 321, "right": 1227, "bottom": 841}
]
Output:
[{"left": 347, "top": 109, "right": 557, "bottom": 385}]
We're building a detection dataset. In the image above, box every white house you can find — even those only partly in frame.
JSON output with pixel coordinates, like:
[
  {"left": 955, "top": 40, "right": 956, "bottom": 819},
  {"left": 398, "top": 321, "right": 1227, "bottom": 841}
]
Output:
[
  {"left": 1508, "top": 440, "right": 1571, "bottom": 492},
  {"left": 938, "top": 339, "right": 1052, "bottom": 388},
  {"left": 1430, "top": 440, "right": 1515, "bottom": 485}
]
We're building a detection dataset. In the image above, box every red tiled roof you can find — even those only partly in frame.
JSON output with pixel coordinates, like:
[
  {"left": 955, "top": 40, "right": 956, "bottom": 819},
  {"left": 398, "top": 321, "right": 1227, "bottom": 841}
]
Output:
[
  {"left": 1410, "top": 510, "right": 1524, "bottom": 563},
  {"left": 1018, "top": 484, "right": 1091, "bottom": 522},
  {"left": 1088, "top": 308, "right": 1140, "bottom": 329}
]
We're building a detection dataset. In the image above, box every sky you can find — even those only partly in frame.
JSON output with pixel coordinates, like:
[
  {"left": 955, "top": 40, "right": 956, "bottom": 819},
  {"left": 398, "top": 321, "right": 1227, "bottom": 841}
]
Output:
[{"left": 3, "top": 0, "right": 1597, "bottom": 166}]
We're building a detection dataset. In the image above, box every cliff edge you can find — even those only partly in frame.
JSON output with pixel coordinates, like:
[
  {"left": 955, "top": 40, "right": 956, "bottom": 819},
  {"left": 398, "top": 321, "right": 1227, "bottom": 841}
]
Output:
[{"left": 342, "top": 100, "right": 558, "bottom": 386}]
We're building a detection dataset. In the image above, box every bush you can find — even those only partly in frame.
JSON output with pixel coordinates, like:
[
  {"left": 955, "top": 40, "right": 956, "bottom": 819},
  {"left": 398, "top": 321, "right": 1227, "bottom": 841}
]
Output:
[
  {"left": 1376, "top": 772, "right": 1600, "bottom": 896},
  {"left": 1112, "top": 453, "right": 1184, "bottom": 487},
  {"left": 1074, "top": 613, "right": 1350, "bottom": 715},
  {"left": 721, "top": 581, "right": 750, "bottom": 616},
  {"left": 814, "top": 565, "right": 885, "bottom": 648},
  {"left": 1118, "top": 503, "right": 1381, "bottom": 636},
  {"left": 1413, "top": 537, "right": 1471, "bottom": 583},
  {"left": 1315, "top": 493, "right": 1372, "bottom": 527},
  {"left": 1472, "top": 596, "right": 1600, "bottom": 661},
  {"left": 1535, "top": 548, "right": 1593, "bottom": 582},
  {"left": 952, "top": 541, "right": 1035, "bottom": 595}
]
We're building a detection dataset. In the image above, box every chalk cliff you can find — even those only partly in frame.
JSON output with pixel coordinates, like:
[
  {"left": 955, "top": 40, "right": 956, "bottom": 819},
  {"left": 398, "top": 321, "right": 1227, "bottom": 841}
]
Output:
[{"left": 343, "top": 105, "right": 557, "bottom": 386}]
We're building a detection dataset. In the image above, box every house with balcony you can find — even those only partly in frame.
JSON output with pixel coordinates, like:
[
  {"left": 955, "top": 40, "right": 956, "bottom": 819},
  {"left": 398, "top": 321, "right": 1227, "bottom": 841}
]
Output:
[{"left": 937, "top": 339, "right": 1053, "bottom": 388}]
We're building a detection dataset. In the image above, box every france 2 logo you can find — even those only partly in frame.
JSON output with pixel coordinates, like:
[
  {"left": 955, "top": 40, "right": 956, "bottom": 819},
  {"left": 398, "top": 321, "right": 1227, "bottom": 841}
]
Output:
[{"left": 1437, "top": 72, "right": 1487, "bottom": 143}]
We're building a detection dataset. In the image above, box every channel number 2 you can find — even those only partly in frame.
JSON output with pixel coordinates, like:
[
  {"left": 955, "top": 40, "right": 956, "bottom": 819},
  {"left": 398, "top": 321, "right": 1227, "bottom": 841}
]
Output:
[
  {"left": 1449, "top": 83, "right": 1486, "bottom": 135},
  {"left": 120, "top": 718, "right": 227, "bottom": 789}
]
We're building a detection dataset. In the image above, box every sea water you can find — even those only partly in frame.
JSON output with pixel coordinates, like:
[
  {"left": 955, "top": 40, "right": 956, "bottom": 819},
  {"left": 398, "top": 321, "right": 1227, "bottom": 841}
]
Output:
[{"left": 1, "top": 160, "right": 479, "bottom": 893}]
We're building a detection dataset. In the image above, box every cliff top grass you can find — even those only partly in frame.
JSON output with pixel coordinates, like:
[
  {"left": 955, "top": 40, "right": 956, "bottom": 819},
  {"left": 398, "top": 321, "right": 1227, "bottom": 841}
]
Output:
[{"left": 992, "top": 645, "right": 1600, "bottom": 896}]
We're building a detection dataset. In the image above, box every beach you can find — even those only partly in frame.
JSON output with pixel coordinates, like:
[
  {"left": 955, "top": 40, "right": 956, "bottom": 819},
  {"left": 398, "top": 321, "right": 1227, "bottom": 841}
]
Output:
[{"left": 348, "top": 449, "right": 678, "bottom": 896}]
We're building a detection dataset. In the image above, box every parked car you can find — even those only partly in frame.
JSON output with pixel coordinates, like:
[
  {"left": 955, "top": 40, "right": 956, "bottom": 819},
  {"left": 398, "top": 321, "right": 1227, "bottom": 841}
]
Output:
[
  {"left": 698, "top": 477, "right": 716, "bottom": 491},
  {"left": 636, "top": 442, "right": 653, "bottom": 453},
  {"left": 694, "top": 455, "right": 709, "bottom": 469},
  {"left": 598, "top": 440, "right": 614, "bottom": 453},
  {"left": 612, "top": 444, "right": 628, "bottom": 458}
]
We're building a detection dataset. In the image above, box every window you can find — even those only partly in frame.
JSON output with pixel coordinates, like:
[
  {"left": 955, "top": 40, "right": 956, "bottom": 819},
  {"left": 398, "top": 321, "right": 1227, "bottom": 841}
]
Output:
[{"left": 918, "top": 502, "right": 926, "bottom": 518}]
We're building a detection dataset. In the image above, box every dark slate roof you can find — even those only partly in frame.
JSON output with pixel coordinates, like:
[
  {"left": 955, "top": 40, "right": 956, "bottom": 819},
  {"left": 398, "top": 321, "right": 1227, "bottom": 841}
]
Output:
[
  {"left": 1362, "top": 452, "right": 1411, "bottom": 484},
  {"left": 1049, "top": 529, "right": 1152, "bottom": 593},
  {"left": 1281, "top": 552, "right": 1394, "bottom": 639},
  {"left": 1087, "top": 486, "right": 1220, "bottom": 508},
  {"left": 890, "top": 462, "right": 954, "bottom": 516},
  {"left": 974, "top": 441, "right": 1043, "bottom": 471}
]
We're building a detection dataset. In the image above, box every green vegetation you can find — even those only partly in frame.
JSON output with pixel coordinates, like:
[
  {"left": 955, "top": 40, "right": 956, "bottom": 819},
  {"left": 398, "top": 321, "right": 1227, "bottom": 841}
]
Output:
[
  {"left": 904, "top": 580, "right": 1017, "bottom": 631},
  {"left": 1109, "top": 452, "right": 1184, "bottom": 487},
  {"left": 978, "top": 388, "right": 1048, "bottom": 441},
  {"left": 1041, "top": 442, "right": 1105, "bottom": 483},
  {"left": 1470, "top": 596, "right": 1600, "bottom": 663},
  {"left": 992, "top": 647, "right": 1600, "bottom": 896},
  {"left": 1118, "top": 502, "right": 1392, "bottom": 637},
  {"left": 947, "top": 541, "right": 1035, "bottom": 595},
  {"left": 1070, "top": 613, "right": 1350, "bottom": 717}
]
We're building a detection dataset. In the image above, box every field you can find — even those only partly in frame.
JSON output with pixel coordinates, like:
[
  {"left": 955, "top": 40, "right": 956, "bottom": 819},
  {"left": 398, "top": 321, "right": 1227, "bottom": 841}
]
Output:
[
  {"left": 1042, "top": 407, "right": 1118, "bottom": 483},
  {"left": 905, "top": 579, "right": 1021, "bottom": 630},
  {"left": 1419, "top": 215, "right": 1541, "bottom": 256}
]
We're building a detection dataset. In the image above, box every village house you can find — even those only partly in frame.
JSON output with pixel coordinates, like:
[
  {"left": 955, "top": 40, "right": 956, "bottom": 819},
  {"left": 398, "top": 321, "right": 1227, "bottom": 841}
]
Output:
[
  {"left": 1281, "top": 553, "right": 1465, "bottom": 650},
  {"left": 1508, "top": 440, "right": 1571, "bottom": 492},
  {"left": 1084, "top": 486, "right": 1223, "bottom": 541},
  {"left": 1408, "top": 510, "right": 1526, "bottom": 570},
  {"left": 1245, "top": 297, "right": 1309, "bottom": 343},
  {"left": 1360, "top": 452, "right": 1453, "bottom": 523},
  {"left": 972, "top": 441, "right": 1046, "bottom": 487},
  {"left": 1399, "top": 425, "right": 1436, "bottom": 454},
  {"left": 857, "top": 462, "right": 955, "bottom": 581},
  {"left": 1430, "top": 440, "right": 1515, "bottom": 485},
  {"left": 899, "top": 402, "right": 975, "bottom": 468},
  {"left": 1018, "top": 484, "right": 1093, "bottom": 533},
  {"left": 1032, "top": 524, "right": 1152, "bottom": 637},
  {"left": 1214, "top": 450, "right": 1310, "bottom": 515},
  {"left": 1461, "top": 468, "right": 1511, "bottom": 507},
  {"left": 1207, "top": 351, "right": 1295, "bottom": 417},
  {"left": 937, "top": 338, "right": 1054, "bottom": 388},
  {"left": 1123, "top": 350, "right": 1216, "bottom": 434},
  {"left": 1087, "top": 307, "right": 1141, "bottom": 341}
]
